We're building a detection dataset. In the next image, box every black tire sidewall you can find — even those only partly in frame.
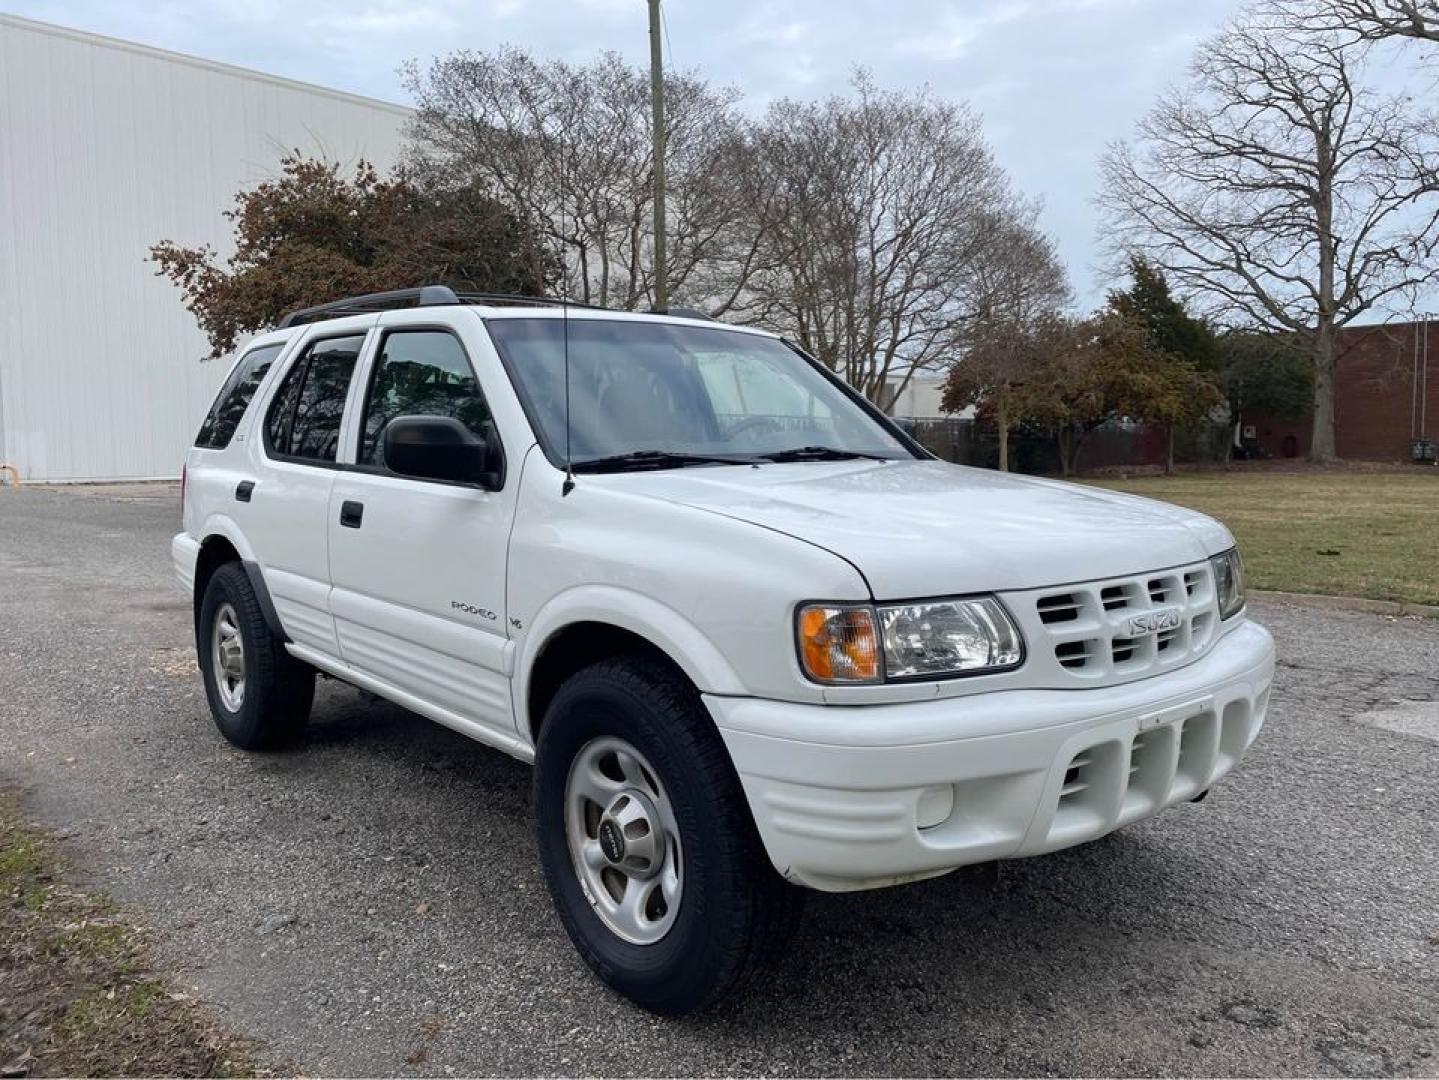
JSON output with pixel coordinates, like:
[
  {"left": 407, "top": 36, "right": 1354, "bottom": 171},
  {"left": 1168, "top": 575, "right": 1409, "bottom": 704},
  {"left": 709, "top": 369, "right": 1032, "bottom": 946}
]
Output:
[
  {"left": 197, "top": 563, "right": 309, "bottom": 749},
  {"left": 534, "top": 663, "right": 755, "bottom": 1013},
  {"left": 198, "top": 565, "right": 262, "bottom": 747}
]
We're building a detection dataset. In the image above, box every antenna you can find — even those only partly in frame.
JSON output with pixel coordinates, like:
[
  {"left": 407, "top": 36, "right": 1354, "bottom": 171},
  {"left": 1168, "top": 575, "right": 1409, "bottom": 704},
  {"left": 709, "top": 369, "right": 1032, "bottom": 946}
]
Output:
[
  {"left": 560, "top": 127, "right": 576, "bottom": 497},
  {"left": 561, "top": 292, "right": 575, "bottom": 496}
]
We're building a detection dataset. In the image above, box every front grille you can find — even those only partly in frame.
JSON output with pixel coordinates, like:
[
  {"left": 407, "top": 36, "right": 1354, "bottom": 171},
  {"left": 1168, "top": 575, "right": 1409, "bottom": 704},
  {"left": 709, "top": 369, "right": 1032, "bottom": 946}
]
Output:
[
  {"left": 1018, "top": 561, "right": 1220, "bottom": 685},
  {"left": 1037, "top": 592, "right": 1082, "bottom": 624}
]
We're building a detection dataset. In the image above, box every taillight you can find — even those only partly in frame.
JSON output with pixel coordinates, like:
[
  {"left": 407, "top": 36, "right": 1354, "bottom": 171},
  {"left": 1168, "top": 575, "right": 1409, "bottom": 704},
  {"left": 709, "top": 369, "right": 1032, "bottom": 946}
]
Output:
[{"left": 180, "top": 463, "right": 187, "bottom": 523}]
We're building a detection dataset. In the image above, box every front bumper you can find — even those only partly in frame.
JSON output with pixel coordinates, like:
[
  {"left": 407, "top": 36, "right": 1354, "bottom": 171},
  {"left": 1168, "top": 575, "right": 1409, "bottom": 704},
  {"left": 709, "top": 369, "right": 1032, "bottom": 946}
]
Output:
[{"left": 707, "top": 619, "right": 1275, "bottom": 892}]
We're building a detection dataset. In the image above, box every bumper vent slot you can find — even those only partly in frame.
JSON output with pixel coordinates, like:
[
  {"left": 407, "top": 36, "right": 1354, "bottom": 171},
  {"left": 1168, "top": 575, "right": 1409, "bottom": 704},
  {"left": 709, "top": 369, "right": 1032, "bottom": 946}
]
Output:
[{"left": 1060, "top": 753, "right": 1094, "bottom": 799}]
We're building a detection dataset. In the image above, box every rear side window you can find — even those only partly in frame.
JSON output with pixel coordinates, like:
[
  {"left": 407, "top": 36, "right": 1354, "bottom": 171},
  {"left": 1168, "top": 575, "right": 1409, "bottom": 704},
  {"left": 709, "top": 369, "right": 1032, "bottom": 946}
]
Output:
[
  {"left": 264, "top": 335, "right": 364, "bottom": 464},
  {"left": 358, "top": 330, "right": 493, "bottom": 466},
  {"left": 195, "top": 343, "right": 283, "bottom": 449}
]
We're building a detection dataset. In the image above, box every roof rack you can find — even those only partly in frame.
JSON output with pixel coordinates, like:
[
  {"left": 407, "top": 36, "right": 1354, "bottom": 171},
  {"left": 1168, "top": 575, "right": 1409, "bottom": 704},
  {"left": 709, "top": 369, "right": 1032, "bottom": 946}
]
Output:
[
  {"left": 278, "top": 286, "right": 461, "bottom": 328},
  {"left": 277, "top": 284, "right": 712, "bottom": 329},
  {"left": 277, "top": 285, "right": 615, "bottom": 328},
  {"left": 653, "top": 306, "right": 712, "bottom": 321},
  {"left": 456, "top": 292, "right": 606, "bottom": 311}
]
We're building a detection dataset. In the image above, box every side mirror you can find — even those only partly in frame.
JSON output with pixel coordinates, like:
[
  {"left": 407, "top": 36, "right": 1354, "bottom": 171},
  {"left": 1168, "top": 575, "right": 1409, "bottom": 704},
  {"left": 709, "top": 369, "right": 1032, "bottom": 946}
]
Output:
[{"left": 382, "top": 415, "right": 502, "bottom": 489}]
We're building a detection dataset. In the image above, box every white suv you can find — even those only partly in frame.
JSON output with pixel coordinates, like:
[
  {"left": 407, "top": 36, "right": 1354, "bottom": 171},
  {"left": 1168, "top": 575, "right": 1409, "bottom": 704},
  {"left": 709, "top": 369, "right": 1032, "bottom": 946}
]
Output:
[{"left": 173, "top": 286, "right": 1275, "bottom": 1014}]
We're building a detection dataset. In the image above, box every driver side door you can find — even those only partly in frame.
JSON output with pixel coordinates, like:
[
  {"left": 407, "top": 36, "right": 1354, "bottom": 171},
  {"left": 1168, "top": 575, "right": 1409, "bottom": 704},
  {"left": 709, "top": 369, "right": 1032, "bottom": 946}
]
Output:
[{"left": 327, "top": 319, "right": 520, "bottom": 747}]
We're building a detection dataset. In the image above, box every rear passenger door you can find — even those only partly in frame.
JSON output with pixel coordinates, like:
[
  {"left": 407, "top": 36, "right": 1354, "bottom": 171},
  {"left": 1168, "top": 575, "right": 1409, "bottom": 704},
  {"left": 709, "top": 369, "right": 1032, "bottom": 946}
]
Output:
[
  {"left": 326, "top": 316, "right": 520, "bottom": 745},
  {"left": 245, "top": 326, "right": 369, "bottom": 659}
]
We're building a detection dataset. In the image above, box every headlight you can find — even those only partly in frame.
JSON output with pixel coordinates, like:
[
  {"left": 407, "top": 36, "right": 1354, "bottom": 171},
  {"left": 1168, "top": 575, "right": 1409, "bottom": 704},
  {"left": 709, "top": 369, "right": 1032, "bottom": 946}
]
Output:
[
  {"left": 877, "top": 597, "right": 1023, "bottom": 679},
  {"left": 1210, "top": 547, "right": 1246, "bottom": 619},
  {"left": 797, "top": 596, "right": 1023, "bottom": 684}
]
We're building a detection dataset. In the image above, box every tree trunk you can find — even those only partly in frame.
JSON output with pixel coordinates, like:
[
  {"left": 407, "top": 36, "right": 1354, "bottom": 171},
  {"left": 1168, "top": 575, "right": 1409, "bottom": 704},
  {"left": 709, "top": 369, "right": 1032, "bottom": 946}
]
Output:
[
  {"left": 1309, "top": 319, "right": 1338, "bottom": 462},
  {"left": 996, "top": 391, "right": 1010, "bottom": 472},
  {"left": 1056, "top": 427, "right": 1072, "bottom": 476},
  {"left": 1166, "top": 426, "right": 1175, "bottom": 475},
  {"left": 1310, "top": 145, "right": 1338, "bottom": 464}
]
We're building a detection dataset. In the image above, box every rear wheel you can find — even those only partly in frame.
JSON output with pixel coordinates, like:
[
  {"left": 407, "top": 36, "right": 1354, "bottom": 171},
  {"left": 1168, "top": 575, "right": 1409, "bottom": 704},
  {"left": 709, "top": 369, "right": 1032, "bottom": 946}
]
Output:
[
  {"left": 533, "top": 655, "right": 802, "bottom": 1014},
  {"left": 197, "top": 563, "right": 314, "bottom": 750}
]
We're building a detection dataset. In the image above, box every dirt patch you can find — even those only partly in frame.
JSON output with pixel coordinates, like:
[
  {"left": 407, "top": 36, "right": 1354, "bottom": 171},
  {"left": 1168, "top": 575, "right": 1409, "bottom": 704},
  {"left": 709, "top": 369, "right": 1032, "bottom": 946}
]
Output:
[{"left": 0, "top": 793, "right": 269, "bottom": 1077}]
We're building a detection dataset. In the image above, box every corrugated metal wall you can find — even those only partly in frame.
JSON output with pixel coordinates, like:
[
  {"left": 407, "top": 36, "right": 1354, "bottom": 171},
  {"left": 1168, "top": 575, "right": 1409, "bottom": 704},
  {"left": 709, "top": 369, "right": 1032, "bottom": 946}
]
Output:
[{"left": 0, "top": 14, "right": 410, "bottom": 481}]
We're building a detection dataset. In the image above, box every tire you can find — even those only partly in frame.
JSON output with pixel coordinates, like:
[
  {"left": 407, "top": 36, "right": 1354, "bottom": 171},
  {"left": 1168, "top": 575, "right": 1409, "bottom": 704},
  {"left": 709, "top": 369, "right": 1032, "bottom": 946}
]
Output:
[
  {"left": 197, "top": 562, "right": 315, "bottom": 750},
  {"left": 533, "top": 654, "right": 803, "bottom": 1015}
]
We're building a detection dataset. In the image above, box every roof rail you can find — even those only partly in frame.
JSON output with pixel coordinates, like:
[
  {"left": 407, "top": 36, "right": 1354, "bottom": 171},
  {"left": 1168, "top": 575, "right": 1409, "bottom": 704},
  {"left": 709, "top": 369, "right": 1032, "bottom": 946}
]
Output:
[
  {"left": 278, "top": 285, "right": 460, "bottom": 328},
  {"left": 455, "top": 291, "right": 606, "bottom": 311},
  {"left": 654, "top": 306, "right": 713, "bottom": 321}
]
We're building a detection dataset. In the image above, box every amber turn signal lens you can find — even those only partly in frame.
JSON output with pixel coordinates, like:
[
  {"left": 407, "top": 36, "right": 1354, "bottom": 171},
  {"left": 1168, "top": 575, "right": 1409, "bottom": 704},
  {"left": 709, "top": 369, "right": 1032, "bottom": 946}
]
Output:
[{"left": 798, "top": 605, "right": 881, "bottom": 683}]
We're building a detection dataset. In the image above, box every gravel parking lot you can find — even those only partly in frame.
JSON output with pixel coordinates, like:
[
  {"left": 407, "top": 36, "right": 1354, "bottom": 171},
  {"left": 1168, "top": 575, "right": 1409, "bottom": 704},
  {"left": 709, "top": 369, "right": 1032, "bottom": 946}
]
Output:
[{"left": 2, "top": 484, "right": 1437, "bottom": 1077}]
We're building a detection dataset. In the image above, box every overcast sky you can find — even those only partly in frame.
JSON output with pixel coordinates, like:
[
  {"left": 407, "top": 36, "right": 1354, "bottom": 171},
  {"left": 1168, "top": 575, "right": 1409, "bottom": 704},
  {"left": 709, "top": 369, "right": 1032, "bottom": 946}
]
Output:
[{"left": 14, "top": 0, "right": 1259, "bottom": 308}]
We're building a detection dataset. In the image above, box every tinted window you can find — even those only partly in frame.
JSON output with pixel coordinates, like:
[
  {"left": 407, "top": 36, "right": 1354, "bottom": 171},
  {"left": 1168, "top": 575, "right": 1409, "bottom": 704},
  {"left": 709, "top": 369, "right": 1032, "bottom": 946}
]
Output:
[
  {"left": 195, "top": 343, "right": 283, "bottom": 449},
  {"left": 265, "top": 355, "right": 307, "bottom": 454},
  {"left": 359, "top": 331, "right": 493, "bottom": 467},
  {"left": 264, "top": 335, "right": 364, "bottom": 463}
]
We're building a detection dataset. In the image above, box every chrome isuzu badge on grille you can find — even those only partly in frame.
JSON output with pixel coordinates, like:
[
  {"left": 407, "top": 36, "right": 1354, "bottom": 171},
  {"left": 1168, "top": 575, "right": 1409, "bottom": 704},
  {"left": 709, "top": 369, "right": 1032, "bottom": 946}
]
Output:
[{"left": 1126, "top": 607, "right": 1183, "bottom": 636}]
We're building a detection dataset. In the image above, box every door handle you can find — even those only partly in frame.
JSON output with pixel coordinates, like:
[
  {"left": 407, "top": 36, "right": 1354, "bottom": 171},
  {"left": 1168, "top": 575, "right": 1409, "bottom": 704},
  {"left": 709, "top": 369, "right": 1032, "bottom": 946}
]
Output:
[
  {"left": 235, "top": 480, "right": 254, "bottom": 503},
  {"left": 339, "top": 500, "right": 364, "bottom": 529}
]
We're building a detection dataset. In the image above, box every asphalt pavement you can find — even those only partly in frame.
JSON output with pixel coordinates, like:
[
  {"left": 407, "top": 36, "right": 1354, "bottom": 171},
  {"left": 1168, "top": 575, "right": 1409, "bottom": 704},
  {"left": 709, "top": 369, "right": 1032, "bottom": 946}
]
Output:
[{"left": 1, "top": 483, "right": 1436, "bottom": 1077}]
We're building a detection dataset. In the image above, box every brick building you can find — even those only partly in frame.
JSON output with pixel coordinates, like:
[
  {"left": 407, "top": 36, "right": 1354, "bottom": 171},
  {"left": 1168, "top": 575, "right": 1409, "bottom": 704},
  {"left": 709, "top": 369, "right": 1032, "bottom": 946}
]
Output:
[{"left": 1247, "top": 319, "right": 1438, "bottom": 461}]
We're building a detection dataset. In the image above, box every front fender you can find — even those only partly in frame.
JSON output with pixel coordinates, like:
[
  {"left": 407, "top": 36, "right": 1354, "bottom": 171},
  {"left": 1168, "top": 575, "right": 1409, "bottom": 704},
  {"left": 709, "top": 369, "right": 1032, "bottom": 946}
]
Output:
[{"left": 514, "top": 585, "right": 749, "bottom": 737}]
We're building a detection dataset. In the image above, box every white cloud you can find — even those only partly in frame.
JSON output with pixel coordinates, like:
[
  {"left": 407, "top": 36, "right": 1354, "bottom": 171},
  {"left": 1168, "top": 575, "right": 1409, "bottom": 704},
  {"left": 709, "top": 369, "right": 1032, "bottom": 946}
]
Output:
[{"left": 893, "top": 0, "right": 1144, "bottom": 61}]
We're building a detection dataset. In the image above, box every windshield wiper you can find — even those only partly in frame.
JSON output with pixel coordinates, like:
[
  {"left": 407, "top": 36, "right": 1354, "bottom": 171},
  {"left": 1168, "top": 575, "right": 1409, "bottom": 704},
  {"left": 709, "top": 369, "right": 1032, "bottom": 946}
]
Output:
[
  {"left": 572, "top": 450, "right": 757, "bottom": 473},
  {"left": 757, "top": 445, "right": 894, "bottom": 463}
]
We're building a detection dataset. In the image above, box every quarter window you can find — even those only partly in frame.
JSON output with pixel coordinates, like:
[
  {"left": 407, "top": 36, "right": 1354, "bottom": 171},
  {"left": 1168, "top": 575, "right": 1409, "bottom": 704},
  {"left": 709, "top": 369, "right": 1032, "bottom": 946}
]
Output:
[
  {"left": 195, "top": 343, "right": 283, "bottom": 449},
  {"left": 264, "top": 335, "right": 364, "bottom": 463},
  {"left": 359, "top": 330, "right": 494, "bottom": 467}
]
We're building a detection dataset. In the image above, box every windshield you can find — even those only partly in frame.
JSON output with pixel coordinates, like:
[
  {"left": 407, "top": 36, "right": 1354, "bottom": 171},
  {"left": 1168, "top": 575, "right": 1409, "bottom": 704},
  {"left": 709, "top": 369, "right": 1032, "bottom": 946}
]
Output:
[{"left": 487, "top": 318, "right": 913, "bottom": 469}]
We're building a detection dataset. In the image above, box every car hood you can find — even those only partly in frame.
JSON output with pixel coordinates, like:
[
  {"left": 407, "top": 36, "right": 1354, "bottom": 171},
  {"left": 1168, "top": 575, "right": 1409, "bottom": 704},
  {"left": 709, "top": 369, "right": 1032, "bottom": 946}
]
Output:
[{"left": 593, "top": 459, "right": 1233, "bottom": 598}]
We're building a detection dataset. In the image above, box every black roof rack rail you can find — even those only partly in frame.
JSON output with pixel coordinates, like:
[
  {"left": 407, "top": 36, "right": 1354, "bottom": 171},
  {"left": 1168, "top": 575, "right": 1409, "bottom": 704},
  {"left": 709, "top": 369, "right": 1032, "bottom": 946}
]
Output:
[
  {"left": 653, "top": 306, "right": 713, "bottom": 321},
  {"left": 277, "top": 286, "right": 717, "bottom": 329},
  {"left": 455, "top": 291, "right": 607, "bottom": 311},
  {"left": 278, "top": 285, "right": 460, "bottom": 328}
]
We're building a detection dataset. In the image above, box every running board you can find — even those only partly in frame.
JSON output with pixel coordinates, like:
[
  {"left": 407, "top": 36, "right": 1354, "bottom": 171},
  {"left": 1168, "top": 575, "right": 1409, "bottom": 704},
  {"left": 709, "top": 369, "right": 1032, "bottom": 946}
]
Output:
[{"left": 285, "top": 643, "right": 535, "bottom": 764}]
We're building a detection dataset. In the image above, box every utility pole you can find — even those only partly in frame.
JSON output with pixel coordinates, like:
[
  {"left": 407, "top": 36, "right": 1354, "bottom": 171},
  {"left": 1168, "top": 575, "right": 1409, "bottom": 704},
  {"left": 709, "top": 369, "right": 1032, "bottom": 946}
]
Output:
[{"left": 647, "top": 0, "right": 669, "bottom": 312}]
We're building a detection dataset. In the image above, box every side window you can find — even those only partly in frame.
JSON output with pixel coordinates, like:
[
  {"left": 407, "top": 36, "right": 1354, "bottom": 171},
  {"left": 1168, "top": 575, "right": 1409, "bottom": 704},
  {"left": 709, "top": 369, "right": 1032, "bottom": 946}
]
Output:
[
  {"left": 359, "top": 330, "right": 494, "bottom": 467},
  {"left": 263, "top": 334, "right": 364, "bottom": 463},
  {"left": 195, "top": 343, "right": 283, "bottom": 449}
]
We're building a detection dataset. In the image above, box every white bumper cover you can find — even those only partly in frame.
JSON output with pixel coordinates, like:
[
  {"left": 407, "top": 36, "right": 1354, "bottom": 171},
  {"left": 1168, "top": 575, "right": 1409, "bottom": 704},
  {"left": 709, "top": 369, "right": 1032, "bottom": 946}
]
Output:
[
  {"left": 172, "top": 532, "right": 200, "bottom": 595},
  {"left": 708, "top": 619, "right": 1275, "bottom": 892}
]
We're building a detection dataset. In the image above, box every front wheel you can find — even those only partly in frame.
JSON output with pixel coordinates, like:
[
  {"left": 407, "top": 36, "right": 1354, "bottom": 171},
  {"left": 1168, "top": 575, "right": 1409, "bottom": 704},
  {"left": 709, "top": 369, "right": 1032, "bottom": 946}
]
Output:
[{"left": 533, "top": 656, "right": 802, "bottom": 1015}]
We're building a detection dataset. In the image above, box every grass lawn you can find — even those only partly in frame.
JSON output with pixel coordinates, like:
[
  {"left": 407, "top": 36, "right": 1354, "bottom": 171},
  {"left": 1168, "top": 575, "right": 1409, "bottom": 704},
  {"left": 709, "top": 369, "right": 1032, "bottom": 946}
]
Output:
[
  {"left": 0, "top": 793, "right": 265, "bottom": 1077},
  {"left": 1082, "top": 469, "right": 1439, "bottom": 607}
]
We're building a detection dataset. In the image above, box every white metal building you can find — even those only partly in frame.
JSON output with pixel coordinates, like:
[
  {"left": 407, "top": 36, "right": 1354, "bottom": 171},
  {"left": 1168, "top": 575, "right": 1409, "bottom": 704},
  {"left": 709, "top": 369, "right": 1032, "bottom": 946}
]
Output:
[{"left": 0, "top": 14, "right": 410, "bottom": 482}]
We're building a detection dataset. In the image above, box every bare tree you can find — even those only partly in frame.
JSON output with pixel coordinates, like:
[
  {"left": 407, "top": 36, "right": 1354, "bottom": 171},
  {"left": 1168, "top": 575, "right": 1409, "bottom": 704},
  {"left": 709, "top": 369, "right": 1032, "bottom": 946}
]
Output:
[
  {"left": 1269, "top": 0, "right": 1439, "bottom": 43},
  {"left": 1099, "top": 15, "right": 1439, "bottom": 461},
  {"left": 737, "top": 77, "right": 1046, "bottom": 407},
  {"left": 402, "top": 49, "right": 758, "bottom": 311}
]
